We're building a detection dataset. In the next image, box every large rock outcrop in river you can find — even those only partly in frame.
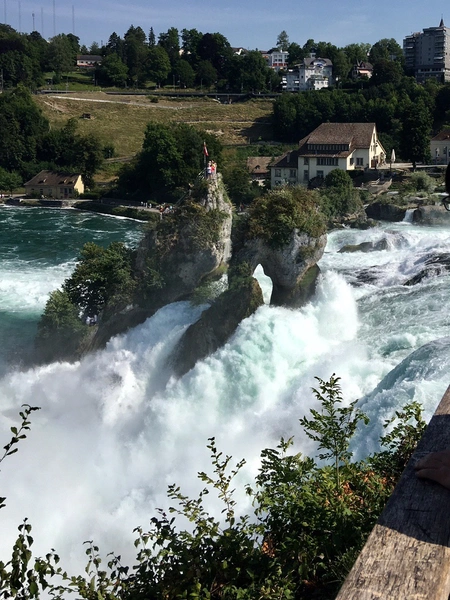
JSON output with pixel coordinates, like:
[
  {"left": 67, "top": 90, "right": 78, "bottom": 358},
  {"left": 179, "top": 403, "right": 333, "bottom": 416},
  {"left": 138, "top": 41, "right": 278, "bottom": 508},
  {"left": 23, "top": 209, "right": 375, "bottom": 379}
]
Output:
[
  {"left": 231, "top": 186, "right": 327, "bottom": 308},
  {"left": 38, "top": 179, "right": 327, "bottom": 375},
  {"left": 87, "top": 176, "right": 233, "bottom": 351},
  {"left": 413, "top": 204, "right": 450, "bottom": 225},
  {"left": 232, "top": 231, "right": 326, "bottom": 307},
  {"left": 365, "top": 202, "right": 407, "bottom": 222},
  {"left": 170, "top": 267, "right": 264, "bottom": 378}
]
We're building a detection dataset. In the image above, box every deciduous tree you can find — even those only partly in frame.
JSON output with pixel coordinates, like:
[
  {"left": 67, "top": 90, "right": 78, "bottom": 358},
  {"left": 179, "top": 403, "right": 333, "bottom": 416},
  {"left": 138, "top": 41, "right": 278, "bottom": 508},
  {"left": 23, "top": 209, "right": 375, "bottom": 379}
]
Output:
[
  {"left": 400, "top": 100, "right": 432, "bottom": 168},
  {"left": 276, "top": 30, "right": 289, "bottom": 51},
  {"left": 46, "top": 34, "right": 75, "bottom": 76},
  {"left": 96, "top": 53, "right": 128, "bottom": 87},
  {"left": 145, "top": 45, "right": 170, "bottom": 86}
]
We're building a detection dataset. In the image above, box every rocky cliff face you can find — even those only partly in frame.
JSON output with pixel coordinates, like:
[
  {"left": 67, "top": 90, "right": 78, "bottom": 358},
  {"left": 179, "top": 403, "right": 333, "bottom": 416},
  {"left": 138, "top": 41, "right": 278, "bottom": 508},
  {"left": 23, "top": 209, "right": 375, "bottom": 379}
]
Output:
[
  {"left": 86, "top": 176, "right": 233, "bottom": 352},
  {"left": 170, "top": 275, "right": 264, "bottom": 378},
  {"left": 69, "top": 178, "right": 328, "bottom": 375},
  {"left": 413, "top": 204, "right": 450, "bottom": 225},
  {"left": 232, "top": 230, "right": 327, "bottom": 307},
  {"left": 365, "top": 202, "right": 407, "bottom": 222},
  {"left": 135, "top": 178, "right": 232, "bottom": 306}
]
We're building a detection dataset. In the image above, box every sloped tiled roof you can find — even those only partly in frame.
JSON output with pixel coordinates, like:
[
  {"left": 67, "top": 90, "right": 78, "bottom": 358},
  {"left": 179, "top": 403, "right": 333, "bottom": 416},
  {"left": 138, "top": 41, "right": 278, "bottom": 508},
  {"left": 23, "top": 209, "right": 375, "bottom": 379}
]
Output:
[
  {"left": 355, "top": 61, "right": 373, "bottom": 70},
  {"left": 24, "top": 170, "right": 81, "bottom": 187},
  {"left": 247, "top": 157, "right": 273, "bottom": 174},
  {"left": 77, "top": 54, "right": 102, "bottom": 62},
  {"left": 297, "top": 123, "right": 376, "bottom": 157},
  {"left": 270, "top": 150, "right": 300, "bottom": 168},
  {"left": 304, "top": 57, "right": 333, "bottom": 67},
  {"left": 432, "top": 129, "right": 450, "bottom": 141}
]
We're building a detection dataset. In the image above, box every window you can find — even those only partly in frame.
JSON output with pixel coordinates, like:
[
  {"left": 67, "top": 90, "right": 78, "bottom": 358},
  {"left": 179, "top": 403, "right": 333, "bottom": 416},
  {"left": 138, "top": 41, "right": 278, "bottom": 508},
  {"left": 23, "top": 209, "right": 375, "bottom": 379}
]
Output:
[
  {"left": 356, "top": 157, "right": 364, "bottom": 166},
  {"left": 275, "top": 169, "right": 281, "bottom": 177},
  {"left": 317, "top": 157, "right": 338, "bottom": 166},
  {"left": 304, "top": 170, "right": 309, "bottom": 181},
  {"left": 304, "top": 158, "right": 309, "bottom": 165},
  {"left": 317, "top": 170, "right": 324, "bottom": 179},
  {"left": 350, "top": 157, "right": 354, "bottom": 165},
  {"left": 290, "top": 169, "right": 296, "bottom": 178}
]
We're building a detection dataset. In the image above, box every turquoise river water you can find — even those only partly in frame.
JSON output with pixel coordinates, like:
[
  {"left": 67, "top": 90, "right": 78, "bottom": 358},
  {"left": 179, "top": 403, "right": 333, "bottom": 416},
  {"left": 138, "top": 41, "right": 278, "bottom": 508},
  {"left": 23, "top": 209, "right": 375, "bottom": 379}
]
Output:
[{"left": 0, "top": 205, "right": 449, "bottom": 574}]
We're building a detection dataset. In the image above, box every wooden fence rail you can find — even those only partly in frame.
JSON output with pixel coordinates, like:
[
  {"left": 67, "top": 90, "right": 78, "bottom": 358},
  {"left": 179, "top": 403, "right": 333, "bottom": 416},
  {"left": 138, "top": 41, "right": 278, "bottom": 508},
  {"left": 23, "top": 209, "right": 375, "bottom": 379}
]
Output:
[{"left": 336, "top": 385, "right": 450, "bottom": 599}]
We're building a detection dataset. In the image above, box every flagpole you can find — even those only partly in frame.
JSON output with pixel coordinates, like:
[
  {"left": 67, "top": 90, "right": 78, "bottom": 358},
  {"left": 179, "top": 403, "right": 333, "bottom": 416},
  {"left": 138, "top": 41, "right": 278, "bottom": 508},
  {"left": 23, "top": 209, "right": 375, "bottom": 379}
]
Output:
[{"left": 203, "top": 141, "right": 209, "bottom": 178}]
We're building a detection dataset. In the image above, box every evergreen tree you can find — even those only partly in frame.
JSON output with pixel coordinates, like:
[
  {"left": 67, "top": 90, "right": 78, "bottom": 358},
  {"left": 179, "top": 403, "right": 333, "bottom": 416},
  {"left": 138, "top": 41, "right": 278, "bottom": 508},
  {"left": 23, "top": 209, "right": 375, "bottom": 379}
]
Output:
[
  {"left": 148, "top": 26, "right": 156, "bottom": 47},
  {"left": 105, "top": 32, "right": 124, "bottom": 60},
  {"left": 124, "top": 25, "right": 148, "bottom": 86},
  {"left": 158, "top": 27, "right": 180, "bottom": 69}
]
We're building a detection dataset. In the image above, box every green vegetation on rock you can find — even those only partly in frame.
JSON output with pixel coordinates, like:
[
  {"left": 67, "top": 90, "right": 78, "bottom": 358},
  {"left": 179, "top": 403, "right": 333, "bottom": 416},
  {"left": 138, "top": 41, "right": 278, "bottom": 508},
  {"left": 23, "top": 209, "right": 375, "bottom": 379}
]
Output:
[
  {"left": 62, "top": 241, "right": 136, "bottom": 317},
  {"left": 36, "top": 241, "right": 136, "bottom": 362},
  {"left": 36, "top": 289, "right": 88, "bottom": 362},
  {"left": 156, "top": 200, "right": 229, "bottom": 255},
  {"left": 320, "top": 168, "right": 364, "bottom": 219},
  {"left": 116, "top": 122, "right": 222, "bottom": 201},
  {"left": 248, "top": 186, "right": 326, "bottom": 249}
]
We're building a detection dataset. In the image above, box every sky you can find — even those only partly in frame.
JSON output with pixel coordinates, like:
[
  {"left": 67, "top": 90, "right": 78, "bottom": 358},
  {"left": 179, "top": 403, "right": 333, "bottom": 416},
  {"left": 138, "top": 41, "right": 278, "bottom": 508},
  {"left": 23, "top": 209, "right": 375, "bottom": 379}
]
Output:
[{"left": 1, "top": 0, "right": 448, "bottom": 51}]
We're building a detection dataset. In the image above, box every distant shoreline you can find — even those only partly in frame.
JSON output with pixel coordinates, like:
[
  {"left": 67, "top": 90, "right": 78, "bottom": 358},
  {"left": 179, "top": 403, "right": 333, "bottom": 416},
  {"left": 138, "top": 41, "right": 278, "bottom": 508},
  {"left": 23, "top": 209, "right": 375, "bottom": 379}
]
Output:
[{"left": 0, "top": 198, "right": 160, "bottom": 223}]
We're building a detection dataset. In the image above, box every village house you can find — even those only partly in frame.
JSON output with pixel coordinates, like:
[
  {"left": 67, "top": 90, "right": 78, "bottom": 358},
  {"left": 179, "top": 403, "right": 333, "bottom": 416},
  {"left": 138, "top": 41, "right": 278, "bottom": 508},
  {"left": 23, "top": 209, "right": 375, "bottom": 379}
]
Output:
[
  {"left": 430, "top": 128, "right": 450, "bottom": 164},
  {"left": 270, "top": 123, "right": 386, "bottom": 187},
  {"left": 284, "top": 56, "right": 333, "bottom": 91},
  {"left": 24, "top": 170, "right": 84, "bottom": 199},
  {"left": 76, "top": 54, "right": 103, "bottom": 69},
  {"left": 352, "top": 61, "right": 373, "bottom": 79},
  {"left": 261, "top": 49, "right": 289, "bottom": 71},
  {"left": 246, "top": 157, "right": 273, "bottom": 184}
]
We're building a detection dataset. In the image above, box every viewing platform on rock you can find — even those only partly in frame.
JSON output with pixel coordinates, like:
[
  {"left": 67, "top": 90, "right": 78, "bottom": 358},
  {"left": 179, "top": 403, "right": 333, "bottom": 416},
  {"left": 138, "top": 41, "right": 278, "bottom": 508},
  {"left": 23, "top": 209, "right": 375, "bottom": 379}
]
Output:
[{"left": 336, "top": 385, "right": 450, "bottom": 600}]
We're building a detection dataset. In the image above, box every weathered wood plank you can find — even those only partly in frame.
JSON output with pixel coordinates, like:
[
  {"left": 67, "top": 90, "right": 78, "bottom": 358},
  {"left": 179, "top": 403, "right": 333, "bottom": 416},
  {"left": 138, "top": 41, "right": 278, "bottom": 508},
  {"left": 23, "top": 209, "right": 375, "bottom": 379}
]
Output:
[{"left": 336, "top": 385, "right": 450, "bottom": 599}]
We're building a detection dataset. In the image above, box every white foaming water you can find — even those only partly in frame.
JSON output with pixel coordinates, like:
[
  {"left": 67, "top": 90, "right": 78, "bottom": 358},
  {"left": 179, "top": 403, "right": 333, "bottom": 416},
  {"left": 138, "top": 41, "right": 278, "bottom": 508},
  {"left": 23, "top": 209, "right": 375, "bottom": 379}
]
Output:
[
  {"left": 0, "top": 260, "right": 77, "bottom": 314},
  {"left": 1, "top": 220, "right": 450, "bottom": 575}
]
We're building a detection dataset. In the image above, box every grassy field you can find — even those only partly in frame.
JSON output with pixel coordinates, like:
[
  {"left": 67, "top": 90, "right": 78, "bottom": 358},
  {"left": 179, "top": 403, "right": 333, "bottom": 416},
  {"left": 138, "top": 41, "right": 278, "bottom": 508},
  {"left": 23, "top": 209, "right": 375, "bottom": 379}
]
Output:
[{"left": 34, "top": 92, "right": 275, "bottom": 157}]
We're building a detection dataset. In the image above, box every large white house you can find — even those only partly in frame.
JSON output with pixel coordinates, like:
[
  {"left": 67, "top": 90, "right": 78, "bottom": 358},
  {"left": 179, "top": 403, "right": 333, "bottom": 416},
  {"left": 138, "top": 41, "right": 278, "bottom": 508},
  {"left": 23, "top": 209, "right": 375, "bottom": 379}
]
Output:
[
  {"left": 270, "top": 123, "right": 386, "bottom": 187},
  {"left": 261, "top": 49, "right": 289, "bottom": 71},
  {"left": 284, "top": 57, "right": 333, "bottom": 91}
]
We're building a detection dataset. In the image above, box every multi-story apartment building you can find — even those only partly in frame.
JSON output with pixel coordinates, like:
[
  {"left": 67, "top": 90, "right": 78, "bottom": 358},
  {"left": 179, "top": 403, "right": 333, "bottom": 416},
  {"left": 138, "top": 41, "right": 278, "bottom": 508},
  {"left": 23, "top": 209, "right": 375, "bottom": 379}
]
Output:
[
  {"left": 403, "top": 19, "right": 450, "bottom": 83},
  {"left": 261, "top": 49, "right": 289, "bottom": 71},
  {"left": 284, "top": 56, "right": 333, "bottom": 91}
]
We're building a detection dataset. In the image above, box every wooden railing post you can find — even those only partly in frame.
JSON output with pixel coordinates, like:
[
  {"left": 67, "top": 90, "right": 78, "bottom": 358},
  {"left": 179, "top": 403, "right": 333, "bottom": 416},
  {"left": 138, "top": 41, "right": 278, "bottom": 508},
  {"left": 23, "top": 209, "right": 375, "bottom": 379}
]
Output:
[{"left": 336, "top": 386, "right": 450, "bottom": 599}]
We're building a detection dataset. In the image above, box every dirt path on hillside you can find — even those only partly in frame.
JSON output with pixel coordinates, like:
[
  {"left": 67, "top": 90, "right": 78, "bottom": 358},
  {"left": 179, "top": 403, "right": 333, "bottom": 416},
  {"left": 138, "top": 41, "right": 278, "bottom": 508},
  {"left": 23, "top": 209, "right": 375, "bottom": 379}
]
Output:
[{"left": 49, "top": 95, "right": 186, "bottom": 109}]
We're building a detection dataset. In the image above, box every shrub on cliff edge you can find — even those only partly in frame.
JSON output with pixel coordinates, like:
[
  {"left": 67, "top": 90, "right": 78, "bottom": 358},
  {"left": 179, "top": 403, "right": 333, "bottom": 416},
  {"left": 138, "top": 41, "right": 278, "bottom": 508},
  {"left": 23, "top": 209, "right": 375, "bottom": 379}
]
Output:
[{"left": 248, "top": 186, "right": 326, "bottom": 250}]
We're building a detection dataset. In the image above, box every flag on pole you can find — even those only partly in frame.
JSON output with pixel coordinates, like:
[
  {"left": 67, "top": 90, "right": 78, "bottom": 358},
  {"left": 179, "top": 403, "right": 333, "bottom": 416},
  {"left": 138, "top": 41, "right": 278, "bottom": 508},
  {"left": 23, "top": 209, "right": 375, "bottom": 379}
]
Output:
[{"left": 203, "top": 142, "right": 209, "bottom": 157}]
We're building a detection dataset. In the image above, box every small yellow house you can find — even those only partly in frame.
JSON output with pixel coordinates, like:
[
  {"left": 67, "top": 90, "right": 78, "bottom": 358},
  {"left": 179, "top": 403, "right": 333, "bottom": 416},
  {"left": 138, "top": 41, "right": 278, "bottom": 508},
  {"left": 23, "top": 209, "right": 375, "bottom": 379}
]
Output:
[{"left": 24, "top": 170, "right": 84, "bottom": 199}]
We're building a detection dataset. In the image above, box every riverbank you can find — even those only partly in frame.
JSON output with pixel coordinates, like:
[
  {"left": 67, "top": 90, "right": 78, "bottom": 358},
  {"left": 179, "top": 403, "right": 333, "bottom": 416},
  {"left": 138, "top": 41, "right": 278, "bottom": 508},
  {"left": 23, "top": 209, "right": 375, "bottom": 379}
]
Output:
[{"left": 1, "top": 197, "right": 160, "bottom": 223}]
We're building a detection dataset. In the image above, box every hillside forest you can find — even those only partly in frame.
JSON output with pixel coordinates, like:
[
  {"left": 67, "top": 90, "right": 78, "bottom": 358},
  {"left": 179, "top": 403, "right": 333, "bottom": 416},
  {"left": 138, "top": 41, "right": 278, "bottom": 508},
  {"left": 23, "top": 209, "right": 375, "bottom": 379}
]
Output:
[{"left": 1, "top": 23, "right": 450, "bottom": 200}]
